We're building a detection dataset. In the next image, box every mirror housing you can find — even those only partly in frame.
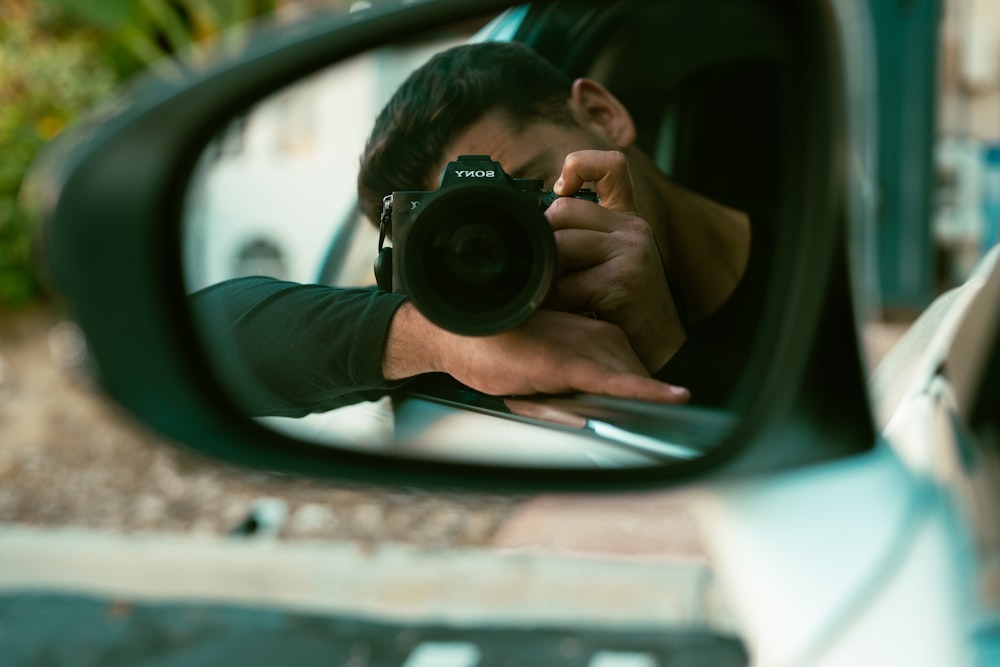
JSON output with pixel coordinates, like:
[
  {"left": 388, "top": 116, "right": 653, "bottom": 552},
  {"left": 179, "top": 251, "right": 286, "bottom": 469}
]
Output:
[{"left": 31, "top": 0, "right": 876, "bottom": 491}]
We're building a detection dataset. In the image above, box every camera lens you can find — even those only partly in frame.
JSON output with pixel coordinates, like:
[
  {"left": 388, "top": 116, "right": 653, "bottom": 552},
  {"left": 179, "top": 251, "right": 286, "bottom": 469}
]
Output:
[
  {"left": 429, "top": 206, "right": 530, "bottom": 306},
  {"left": 441, "top": 218, "right": 510, "bottom": 288},
  {"left": 398, "top": 184, "right": 555, "bottom": 335}
]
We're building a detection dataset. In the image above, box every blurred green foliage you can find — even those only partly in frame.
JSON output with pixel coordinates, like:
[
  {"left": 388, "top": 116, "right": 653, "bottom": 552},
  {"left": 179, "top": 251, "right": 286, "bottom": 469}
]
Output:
[
  {"left": 1, "top": 3, "right": 114, "bottom": 309},
  {"left": 0, "top": 0, "right": 287, "bottom": 310}
]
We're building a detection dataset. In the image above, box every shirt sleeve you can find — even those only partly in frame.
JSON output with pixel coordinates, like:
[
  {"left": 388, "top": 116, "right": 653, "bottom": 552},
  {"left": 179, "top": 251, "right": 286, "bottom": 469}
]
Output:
[{"left": 189, "top": 277, "right": 410, "bottom": 417}]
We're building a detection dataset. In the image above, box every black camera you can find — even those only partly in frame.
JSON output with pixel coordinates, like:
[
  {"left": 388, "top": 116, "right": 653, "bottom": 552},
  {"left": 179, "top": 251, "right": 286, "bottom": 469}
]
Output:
[{"left": 374, "top": 155, "right": 596, "bottom": 336}]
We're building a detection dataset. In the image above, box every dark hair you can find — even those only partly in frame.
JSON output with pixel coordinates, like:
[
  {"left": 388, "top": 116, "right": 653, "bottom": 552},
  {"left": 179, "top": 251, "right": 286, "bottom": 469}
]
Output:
[{"left": 356, "top": 41, "right": 576, "bottom": 226}]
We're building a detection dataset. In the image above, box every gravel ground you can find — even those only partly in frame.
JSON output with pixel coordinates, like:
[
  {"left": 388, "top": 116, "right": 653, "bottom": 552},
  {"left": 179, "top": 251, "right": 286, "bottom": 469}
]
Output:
[{"left": 0, "top": 305, "right": 524, "bottom": 547}]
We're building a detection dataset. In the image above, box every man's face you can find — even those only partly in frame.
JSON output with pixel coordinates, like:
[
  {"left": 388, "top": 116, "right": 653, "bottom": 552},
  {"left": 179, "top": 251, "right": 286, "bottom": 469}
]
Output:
[{"left": 435, "top": 108, "right": 611, "bottom": 191}]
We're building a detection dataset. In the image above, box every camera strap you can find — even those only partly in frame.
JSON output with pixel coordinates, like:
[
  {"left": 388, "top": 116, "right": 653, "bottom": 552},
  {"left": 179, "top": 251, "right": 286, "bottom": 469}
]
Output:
[
  {"left": 374, "top": 194, "right": 393, "bottom": 292},
  {"left": 377, "top": 194, "right": 393, "bottom": 252}
]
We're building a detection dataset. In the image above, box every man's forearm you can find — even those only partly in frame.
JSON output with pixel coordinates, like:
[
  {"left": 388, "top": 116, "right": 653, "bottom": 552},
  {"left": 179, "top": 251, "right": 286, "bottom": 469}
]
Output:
[{"left": 381, "top": 301, "right": 451, "bottom": 381}]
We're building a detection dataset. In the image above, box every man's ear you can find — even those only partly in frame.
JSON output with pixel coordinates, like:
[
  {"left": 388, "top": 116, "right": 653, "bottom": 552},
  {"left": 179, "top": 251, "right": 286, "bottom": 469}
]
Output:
[{"left": 568, "top": 78, "right": 637, "bottom": 150}]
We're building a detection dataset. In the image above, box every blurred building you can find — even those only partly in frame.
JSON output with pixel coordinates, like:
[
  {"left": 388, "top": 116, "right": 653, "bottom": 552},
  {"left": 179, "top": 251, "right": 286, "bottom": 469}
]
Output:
[
  {"left": 183, "top": 27, "right": 471, "bottom": 292},
  {"left": 934, "top": 0, "right": 1000, "bottom": 286}
]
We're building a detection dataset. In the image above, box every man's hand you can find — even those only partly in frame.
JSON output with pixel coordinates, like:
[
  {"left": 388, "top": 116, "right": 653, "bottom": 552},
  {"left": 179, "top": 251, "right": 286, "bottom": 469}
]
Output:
[
  {"left": 382, "top": 303, "right": 689, "bottom": 404},
  {"left": 545, "top": 149, "right": 685, "bottom": 371}
]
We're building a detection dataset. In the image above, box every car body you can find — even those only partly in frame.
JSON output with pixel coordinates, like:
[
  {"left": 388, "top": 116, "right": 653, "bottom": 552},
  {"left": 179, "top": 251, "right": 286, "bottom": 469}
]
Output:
[{"left": 19, "top": 0, "right": 1000, "bottom": 665}]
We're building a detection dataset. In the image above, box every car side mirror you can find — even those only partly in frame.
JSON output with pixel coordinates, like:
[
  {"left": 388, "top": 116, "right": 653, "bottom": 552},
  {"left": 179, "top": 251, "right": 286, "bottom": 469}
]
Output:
[{"left": 29, "top": 0, "right": 876, "bottom": 492}]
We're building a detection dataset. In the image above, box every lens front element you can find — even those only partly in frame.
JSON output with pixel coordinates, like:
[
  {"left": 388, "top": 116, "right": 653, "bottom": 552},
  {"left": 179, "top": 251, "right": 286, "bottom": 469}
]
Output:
[{"left": 398, "top": 184, "right": 555, "bottom": 336}]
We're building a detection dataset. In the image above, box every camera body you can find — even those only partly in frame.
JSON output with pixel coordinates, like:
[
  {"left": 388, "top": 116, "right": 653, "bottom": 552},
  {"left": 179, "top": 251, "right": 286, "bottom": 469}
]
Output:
[{"left": 376, "top": 155, "right": 596, "bottom": 336}]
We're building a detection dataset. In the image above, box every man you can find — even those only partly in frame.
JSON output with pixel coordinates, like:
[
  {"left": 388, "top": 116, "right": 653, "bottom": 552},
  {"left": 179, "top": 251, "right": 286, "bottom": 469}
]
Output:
[{"left": 192, "top": 41, "right": 762, "bottom": 417}]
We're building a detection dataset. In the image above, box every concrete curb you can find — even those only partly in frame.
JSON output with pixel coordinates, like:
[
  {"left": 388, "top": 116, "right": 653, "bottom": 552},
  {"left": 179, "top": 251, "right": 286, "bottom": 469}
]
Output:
[{"left": 0, "top": 526, "right": 737, "bottom": 634}]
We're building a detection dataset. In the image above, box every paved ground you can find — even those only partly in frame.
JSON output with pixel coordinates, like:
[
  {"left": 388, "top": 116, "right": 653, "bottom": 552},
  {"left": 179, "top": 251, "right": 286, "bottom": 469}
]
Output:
[{"left": 0, "top": 592, "right": 746, "bottom": 667}]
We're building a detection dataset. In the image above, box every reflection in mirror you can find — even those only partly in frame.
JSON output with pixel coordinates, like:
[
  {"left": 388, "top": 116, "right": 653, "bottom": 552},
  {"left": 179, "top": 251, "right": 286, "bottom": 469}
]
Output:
[{"left": 183, "top": 1, "right": 793, "bottom": 468}]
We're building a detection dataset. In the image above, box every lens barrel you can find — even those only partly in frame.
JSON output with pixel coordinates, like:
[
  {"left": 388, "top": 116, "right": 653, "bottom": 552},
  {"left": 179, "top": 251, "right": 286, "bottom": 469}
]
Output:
[{"left": 394, "top": 183, "right": 556, "bottom": 336}]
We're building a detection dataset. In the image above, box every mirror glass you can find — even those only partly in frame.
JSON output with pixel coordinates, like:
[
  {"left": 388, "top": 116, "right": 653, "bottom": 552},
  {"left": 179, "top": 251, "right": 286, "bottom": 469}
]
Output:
[{"left": 182, "top": 1, "right": 795, "bottom": 468}]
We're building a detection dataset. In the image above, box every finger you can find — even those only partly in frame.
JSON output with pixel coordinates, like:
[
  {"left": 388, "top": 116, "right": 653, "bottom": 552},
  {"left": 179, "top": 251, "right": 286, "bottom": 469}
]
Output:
[
  {"left": 546, "top": 266, "right": 605, "bottom": 313},
  {"left": 554, "top": 150, "right": 636, "bottom": 212},
  {"left": 546, "top": 196, "right": 617, "bottom": 234},
  {"left": 564, "top": 362, "right": 690, "bottom": 404},
  {"left": 603, "top": 373, "right": 691, "bottom": 404},
  {"left": 553, "top": 228, "right": 612, "bottom": 269}
]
